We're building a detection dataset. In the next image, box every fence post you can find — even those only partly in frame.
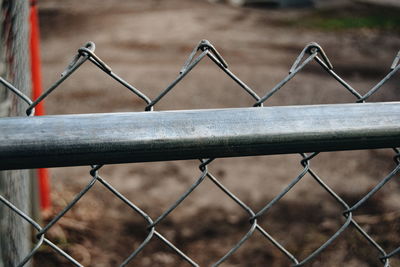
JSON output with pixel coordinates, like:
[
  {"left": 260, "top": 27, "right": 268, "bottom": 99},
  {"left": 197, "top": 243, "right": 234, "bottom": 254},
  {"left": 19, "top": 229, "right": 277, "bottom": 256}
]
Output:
[{"left": 0, "top": 1, "right": 32, "bottom": 266}]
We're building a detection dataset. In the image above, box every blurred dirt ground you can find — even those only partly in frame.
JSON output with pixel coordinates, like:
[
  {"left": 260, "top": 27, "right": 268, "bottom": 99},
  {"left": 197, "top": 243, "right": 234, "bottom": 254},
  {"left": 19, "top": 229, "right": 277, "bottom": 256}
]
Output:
[{"left": 34, "top": 0, "right": 400, "bottom": 266}]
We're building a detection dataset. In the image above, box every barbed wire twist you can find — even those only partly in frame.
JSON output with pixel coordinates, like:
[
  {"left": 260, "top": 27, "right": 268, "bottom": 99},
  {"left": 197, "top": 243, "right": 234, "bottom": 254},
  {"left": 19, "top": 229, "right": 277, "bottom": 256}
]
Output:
[{"left": 0, "top": 39, "right": 399, "bottom": 266}]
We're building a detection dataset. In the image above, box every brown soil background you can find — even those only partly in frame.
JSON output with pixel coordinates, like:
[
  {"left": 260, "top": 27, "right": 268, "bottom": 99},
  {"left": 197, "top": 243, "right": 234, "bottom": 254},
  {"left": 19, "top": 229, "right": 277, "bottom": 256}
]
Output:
[{"left": 34, "top": 0, "right": 400, "bottom": 266}]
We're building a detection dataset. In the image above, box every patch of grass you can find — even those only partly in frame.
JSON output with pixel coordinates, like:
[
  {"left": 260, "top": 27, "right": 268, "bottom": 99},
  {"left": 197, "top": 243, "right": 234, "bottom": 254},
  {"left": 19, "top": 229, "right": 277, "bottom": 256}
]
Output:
[{"left": 292, "top": 6, "right": 400, "bottom": 31}]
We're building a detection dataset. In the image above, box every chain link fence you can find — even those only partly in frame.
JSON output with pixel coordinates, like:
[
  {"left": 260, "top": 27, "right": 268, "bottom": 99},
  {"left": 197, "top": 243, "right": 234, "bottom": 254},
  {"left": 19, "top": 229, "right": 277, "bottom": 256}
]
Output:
[{"left": 0, "top": 40, "right": 400, "bottom": 266}]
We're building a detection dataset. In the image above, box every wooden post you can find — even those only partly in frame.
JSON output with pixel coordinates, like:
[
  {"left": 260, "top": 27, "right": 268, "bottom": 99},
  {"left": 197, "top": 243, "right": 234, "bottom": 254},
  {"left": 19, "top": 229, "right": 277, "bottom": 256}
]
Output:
[{"left": 0, "top": 1, "right": 32, "bottom": 266}]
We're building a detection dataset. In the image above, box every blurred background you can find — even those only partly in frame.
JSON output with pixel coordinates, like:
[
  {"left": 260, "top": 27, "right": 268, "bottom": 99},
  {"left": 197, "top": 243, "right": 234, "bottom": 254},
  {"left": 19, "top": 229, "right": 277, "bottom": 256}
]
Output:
[{"left": 34, "top": 0, "right": 400, "bottom": 266}]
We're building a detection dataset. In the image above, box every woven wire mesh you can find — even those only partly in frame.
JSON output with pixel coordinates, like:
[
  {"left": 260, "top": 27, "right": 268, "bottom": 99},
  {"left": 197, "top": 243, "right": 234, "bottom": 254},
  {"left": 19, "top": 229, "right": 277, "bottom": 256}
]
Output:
[{"left": 1, "top": 40, "right": 400, "bottom": 266}]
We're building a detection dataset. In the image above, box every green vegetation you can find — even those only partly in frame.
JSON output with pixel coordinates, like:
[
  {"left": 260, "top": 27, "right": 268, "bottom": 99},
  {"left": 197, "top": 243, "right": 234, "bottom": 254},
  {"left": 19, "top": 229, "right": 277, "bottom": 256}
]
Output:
[{"left": 293, "top": 7, "right": 400, "bottom": 31}]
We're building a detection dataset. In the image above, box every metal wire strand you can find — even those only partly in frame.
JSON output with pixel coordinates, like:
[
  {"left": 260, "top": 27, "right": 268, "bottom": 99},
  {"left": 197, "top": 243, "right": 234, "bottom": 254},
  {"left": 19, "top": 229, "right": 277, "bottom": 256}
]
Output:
[
  {"left": 0, "top": 195, "right": 83, "bottom": 266},
  {"left": 26, "top": 41, "right": 151, "bottom": 115},
  {"left": 146, "top": 39, "right": 259, "bottom": 111}
]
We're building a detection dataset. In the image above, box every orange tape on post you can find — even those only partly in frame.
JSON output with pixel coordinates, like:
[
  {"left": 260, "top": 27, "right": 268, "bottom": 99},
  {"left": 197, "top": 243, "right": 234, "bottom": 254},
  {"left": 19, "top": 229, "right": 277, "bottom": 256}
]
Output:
[{"left": 30, "top": 0, "right": 51, "bottom": 211}]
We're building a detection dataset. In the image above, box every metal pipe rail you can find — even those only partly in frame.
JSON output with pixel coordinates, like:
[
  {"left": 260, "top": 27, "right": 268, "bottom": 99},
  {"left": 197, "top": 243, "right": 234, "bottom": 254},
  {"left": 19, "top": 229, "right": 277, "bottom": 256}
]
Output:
[{"left": 1, "top": 102, "right": 400, "bottom": 170}]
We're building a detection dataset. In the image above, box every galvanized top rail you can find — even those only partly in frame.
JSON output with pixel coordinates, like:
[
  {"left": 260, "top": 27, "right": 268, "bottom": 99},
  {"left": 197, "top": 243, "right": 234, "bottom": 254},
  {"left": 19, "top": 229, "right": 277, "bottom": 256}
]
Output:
[{"left": 1, "top": 102, "right": 399, "bottom": 170}]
